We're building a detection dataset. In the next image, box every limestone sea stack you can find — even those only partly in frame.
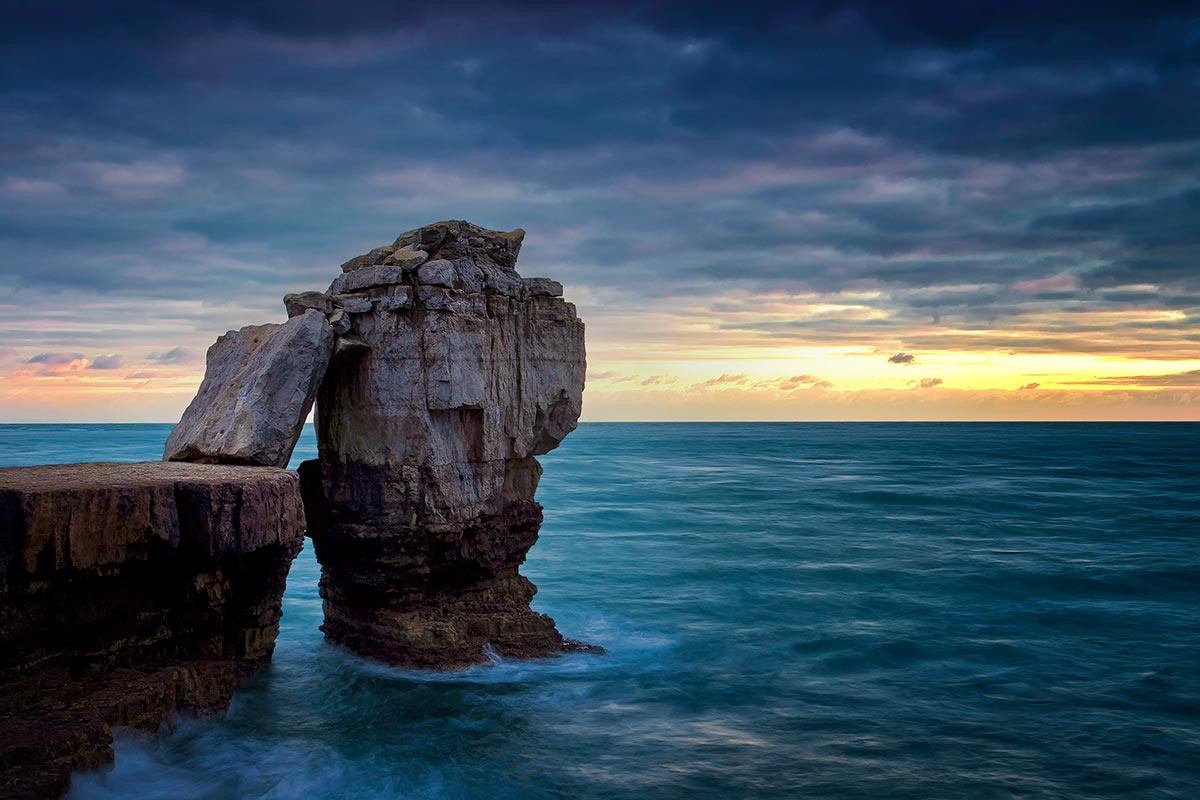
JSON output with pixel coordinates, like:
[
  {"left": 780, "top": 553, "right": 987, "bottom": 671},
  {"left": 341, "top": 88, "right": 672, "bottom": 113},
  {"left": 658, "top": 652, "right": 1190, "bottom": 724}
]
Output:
[
  {"left": 294, "top": 220, "right": 589, "bottom": 668},
  {"left": 0, "top": 462, "right": 305, "bottom": 797},
  {"left": 160, "top": 219, "right": 590, "bottom": 668}
]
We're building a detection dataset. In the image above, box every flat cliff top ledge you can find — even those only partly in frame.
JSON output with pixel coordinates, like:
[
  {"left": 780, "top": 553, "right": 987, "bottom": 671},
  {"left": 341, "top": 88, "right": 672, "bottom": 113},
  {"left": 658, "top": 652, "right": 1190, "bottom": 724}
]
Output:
[
  {"left": 1, "top": 461, "right": 304, "bottom": 584},
  {"left": 0, "top": 461, "right": 305, "bottom": 798}
]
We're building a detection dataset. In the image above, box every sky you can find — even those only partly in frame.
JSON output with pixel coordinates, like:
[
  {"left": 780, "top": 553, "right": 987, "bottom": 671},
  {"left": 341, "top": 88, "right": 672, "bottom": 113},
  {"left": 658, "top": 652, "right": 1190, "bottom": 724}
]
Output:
[{"left": 2, "top": 0, "right": 1198, "bottom": 422}]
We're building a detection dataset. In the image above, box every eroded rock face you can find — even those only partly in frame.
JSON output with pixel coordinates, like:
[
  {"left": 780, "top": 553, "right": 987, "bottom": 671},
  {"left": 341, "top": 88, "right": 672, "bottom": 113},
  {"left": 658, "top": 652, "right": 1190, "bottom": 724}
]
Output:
[
  {"left": 163, "top": 309, "right": 334, "bottom": 467},
  {"left": 295, "top": 220, "right": 589, "bottom": 668},
  {"left": 0, "top": 462, "right": 305, "bottom": 796}
]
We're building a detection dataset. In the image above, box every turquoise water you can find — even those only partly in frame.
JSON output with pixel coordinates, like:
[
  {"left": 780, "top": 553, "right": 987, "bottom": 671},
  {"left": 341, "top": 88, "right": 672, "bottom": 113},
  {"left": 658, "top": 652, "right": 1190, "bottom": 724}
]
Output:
[{"left": 2, "top": 423, "right": 1198, "bottom": 799}]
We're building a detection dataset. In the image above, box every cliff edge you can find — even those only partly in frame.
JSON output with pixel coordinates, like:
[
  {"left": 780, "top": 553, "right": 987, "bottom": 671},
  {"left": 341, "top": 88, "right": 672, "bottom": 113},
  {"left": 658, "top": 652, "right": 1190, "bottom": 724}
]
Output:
[{"left": 0, "top": 462, "right": 305, "bottom": 797}]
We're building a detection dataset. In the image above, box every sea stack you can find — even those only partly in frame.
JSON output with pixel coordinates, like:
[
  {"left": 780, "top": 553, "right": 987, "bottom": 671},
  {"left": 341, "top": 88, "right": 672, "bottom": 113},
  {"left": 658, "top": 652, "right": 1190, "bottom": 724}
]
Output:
[
  {"left": 160, "top": 220, "right": 589, "bottom": 668},
  {"left": 294, "top": 221, "right": 589, "bottom": 668}
]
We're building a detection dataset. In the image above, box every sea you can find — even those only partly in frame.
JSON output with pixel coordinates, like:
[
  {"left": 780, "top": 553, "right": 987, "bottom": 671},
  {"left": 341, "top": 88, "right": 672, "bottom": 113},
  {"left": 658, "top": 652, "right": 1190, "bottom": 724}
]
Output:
[{"left": 1, "top": 422, "right": 1197, "bottom": 799}]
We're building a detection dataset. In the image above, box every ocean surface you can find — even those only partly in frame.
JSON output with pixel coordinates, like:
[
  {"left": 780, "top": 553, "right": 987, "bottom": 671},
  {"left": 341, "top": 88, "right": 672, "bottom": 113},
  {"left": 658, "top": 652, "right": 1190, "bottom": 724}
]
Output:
[{"left": 1, "top": 422, "right": 1198, "bottom": 799}]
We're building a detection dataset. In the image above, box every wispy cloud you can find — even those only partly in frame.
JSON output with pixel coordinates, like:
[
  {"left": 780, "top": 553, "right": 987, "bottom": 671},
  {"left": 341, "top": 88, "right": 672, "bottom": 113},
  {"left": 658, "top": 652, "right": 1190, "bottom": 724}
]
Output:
[
  {"left": 22, "top": 352, "right": 89, "bottom": 376},
  {"left": 25, "top": 352, "right": 84, "bottom": 366},
  {"left": 749, "top": 374, "right": 834, "bottom": 390},
  {"left": 690, "top": 373, "right": 750, "bottom": 390},
  {"left": 1063, "top": 369, "right": 1200, "bottom": 387},
  {"left": 88, "top": 354, "right": 124, "bottom": 370},
  {"left": 2, "top": 176, "right": 63, "bottom": 195},
  {"left": 146, "top": 347, "right": 193, "bottom": 364},
  {"left": 74, "top": 159, "right": 186, "bottom": 197}
]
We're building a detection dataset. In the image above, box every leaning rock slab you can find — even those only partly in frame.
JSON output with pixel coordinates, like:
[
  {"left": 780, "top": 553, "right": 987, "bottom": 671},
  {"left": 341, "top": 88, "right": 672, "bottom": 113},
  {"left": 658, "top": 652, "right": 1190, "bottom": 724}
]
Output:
[{"left": 164, "top": 309, "right": 334, "bottom": 467}]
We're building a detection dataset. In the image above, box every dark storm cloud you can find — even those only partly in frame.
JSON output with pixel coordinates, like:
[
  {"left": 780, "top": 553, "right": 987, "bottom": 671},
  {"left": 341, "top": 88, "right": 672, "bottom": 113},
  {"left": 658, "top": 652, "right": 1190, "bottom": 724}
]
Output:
[
  {"left": 1, "top": 0, "right": 1198, "bottom": 360},
  {"left": 888, "top": 353, "right": 916, "bottom": 364}
]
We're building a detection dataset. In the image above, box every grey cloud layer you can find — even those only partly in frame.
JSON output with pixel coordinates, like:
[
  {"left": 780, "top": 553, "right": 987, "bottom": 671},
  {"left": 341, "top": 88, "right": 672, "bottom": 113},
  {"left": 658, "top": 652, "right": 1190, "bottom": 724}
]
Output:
[{"left": 1, "top": 1, "right": 1197, "bottom": 363}]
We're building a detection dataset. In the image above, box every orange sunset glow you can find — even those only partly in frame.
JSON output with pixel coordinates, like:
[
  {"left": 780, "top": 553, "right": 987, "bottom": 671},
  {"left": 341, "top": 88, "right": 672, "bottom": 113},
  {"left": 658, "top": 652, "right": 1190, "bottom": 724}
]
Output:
[
  {"left": 3, "top": 4, "right": 1200, "bottom": 800},
  {"left": 3, "top": 283, "right": 1197, "bottom": 421},
  {"left": 2, "top": 2, "right": 1197, "bottom": 423}
]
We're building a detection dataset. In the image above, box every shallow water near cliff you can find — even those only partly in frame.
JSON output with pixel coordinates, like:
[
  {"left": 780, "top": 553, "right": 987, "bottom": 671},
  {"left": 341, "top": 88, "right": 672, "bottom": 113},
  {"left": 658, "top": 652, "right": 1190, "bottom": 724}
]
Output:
[{"left": 2, "top": 422, "right": 1199, "bottom": 799}]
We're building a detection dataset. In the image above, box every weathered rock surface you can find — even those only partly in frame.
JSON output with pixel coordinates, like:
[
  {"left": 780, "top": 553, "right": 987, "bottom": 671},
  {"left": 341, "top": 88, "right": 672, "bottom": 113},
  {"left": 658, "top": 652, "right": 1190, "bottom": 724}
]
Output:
[
  {"left": 163, "top": 310, "right": 334, "bottom": 467},
  {"left": 294, "top": 220, "right": 591, "bottom": 668},
  {"left": 0, "top": 662, "right": 241, "bottom": 800},
  {"left": 0, "top": 462, "right": 305, "bottom": 797}
]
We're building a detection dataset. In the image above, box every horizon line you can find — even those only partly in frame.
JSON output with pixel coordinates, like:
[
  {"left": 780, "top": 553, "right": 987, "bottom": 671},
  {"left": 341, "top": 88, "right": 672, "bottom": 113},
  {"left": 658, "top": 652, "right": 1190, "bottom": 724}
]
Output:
[{"left": 1, "top": 419, "right": 1196, "bottom": 425}]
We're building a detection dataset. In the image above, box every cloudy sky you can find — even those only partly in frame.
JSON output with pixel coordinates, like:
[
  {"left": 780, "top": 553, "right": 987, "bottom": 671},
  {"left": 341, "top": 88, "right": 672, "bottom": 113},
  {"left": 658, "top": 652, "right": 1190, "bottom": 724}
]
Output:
[{"left": 2, "top": 1, "right": 1198, "bottom": 421}]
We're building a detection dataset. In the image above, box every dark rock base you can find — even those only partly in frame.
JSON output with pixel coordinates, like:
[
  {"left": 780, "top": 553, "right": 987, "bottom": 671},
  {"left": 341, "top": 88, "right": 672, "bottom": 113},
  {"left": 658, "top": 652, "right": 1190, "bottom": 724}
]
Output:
[
  {"left": 0, "top": 462, "right": 306, "bottom": 798},
  {"left": 0, "top": 660, "right": 243, "bottom": 799},
  {"left": 319, "top": 571, "right": 572, "bottom": 669},
  {"left": 301, "top": 461, "right": 600, "bottom": 669}
]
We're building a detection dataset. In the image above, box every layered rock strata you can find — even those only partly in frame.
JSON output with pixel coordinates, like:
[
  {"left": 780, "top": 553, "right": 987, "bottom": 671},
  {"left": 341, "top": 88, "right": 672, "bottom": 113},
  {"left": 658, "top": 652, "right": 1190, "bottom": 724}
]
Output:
[
  {"left": 293, "top": 220, "right": 590, "bottom": 667},
  {"left": 160, "top": 219, "right": 589, "bottom": 668},
  {"left": 0, "top": 462, "right": 305, "bottom": 797}
]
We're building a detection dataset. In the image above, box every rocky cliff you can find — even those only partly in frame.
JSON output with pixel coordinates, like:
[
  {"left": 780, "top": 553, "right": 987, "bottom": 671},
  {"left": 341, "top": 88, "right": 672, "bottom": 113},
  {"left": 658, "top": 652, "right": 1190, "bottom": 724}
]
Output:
[
  {"left": 161, "top": 219, "right": 590, "bottom": 667},
  {"left": 0, "top": 220, "right": 587, "bottom": 797},
  {"left": 0, "top": 462, "right": 305, "bottom": 797}
]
